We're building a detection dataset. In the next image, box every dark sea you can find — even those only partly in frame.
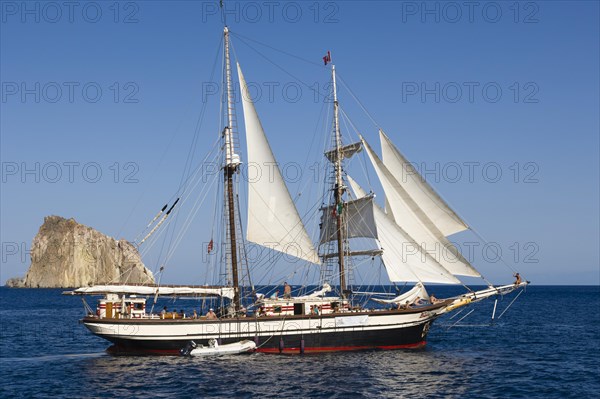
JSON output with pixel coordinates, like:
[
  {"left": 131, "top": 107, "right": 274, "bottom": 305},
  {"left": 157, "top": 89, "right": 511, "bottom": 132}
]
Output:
[{"left": 0, "top": 286, "right": 598, "bottom": 398}]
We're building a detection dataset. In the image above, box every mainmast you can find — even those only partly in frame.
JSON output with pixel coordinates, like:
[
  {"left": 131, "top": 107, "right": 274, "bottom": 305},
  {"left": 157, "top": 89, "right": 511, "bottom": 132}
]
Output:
[
  {"left": 331, "top": 63, "right": 347, "bottom": 296},
  {"left": 223, "top": 26, "right": 241, "bottom": 310}
]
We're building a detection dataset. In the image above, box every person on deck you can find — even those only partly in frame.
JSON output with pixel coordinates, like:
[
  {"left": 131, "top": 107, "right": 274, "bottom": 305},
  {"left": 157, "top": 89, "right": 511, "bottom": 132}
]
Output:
[
  {"left": 161, "top": 306, "right": 167, "bottom": 319},
  {"left": 283, "top": 282, "right": 292, "bottom": 299},
  {"left": 514, "top": 273, "right": 522, "bottom": 286},
  {"left": 193, "top": 310, "right": 198, "bottom": 319},
  {"left": 411, "top": 297, "right": 423, "bottom": 307},
  {"left": 270, "top": 290, "right": 279, "bottom": 299},
  {"left": 206, "top": 308, "right": 217, "bottom": 320},
  {"left": 429, "top": 294, "right": 441, "bottom": 304}
]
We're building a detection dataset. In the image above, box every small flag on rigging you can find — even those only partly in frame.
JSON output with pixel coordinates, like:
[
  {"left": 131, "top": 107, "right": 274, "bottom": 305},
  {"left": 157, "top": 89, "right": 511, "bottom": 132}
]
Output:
[
  {"left": 332, "top": 201, "right": 343, "bottom": 217},
  {"left": 323, "top": 51, "right": 331, "bottom": 65},
  {"left": 207, "top": 239, "right": 214, "bottom": 254}
]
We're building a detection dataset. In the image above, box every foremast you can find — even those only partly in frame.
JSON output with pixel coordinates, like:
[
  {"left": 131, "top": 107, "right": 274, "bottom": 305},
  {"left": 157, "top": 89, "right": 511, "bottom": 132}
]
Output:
[
  {"left": 331, "top": 63, "right": 347, "bottom": 297},
  {"left": 223, "top": 26, "right": 241, "bottom": 311}
]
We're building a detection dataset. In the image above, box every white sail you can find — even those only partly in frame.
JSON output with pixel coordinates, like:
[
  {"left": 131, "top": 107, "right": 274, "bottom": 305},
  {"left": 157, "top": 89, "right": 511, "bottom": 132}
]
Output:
[
  {"left": 237, "top": 63, "right": 320, "bottom": 264},
  {"left": 319, "top": 195, "right": 378, "bottom": 244},
  {"left": 347, "top": 175, "right": 460, "bottom": 284},
  {"left": 379, "top": 129, "right": 468, "bottom": 236},
  {"left": 371, "top": 283, "right": 428, "bottom": 304},
  {"left": 361, "top": 138, "right": 481, "bottom": 278}
]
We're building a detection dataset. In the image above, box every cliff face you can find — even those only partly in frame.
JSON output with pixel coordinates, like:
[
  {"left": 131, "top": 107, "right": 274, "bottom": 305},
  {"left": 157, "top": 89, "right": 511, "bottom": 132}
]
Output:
[{"left": 19, "top": 216, "right": 154, "bottom": 288}]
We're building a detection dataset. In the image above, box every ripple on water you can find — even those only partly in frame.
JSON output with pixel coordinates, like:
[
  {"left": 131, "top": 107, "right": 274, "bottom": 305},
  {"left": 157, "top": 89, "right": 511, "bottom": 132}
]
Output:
[{"left": 1, "top": 286, "right": 599, "bottom": 398}]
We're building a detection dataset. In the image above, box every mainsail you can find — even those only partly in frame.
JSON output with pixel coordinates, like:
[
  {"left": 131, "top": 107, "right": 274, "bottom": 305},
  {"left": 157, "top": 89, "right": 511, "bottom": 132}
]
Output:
[
  {"left": 379, "top": 129, "right": 468, "bottom": 236},
  {"left": 347, "top": 175, "right": 460, "bottom": 284},
  {"left": 361, "top": 137, "right": 481, "bottom": 278},
  {"left": 237, "top": 63, "right": 320, "bottom": 264}
]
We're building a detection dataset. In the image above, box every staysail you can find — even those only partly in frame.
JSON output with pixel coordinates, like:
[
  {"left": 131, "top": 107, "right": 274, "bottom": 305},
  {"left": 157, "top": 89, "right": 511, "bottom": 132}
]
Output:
[
  {"left": 358, "top": 139, "right": 481, "bottom": 278},
  {"left": 379, "top": 129, "right": 468, "bottom": 236},
  {"left": 237, "top": 63, "right": 320, "bottom": 264},
  {"left": 347, "top": 175, "right": 460, "bottom": 284}
]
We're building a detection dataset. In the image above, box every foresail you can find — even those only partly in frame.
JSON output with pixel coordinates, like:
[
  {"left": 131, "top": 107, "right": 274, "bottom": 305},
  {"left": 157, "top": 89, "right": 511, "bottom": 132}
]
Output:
[
  {"left": 347, "top": 175, "right": 460, "bottom": 284},
  {"left": 379, "top": 129, "right": 468, "bottom": 236},
  {"left": 237, "top": 63, "right": 320, "bottom": 264},
  {"left": 319, "top": 195, "right": 378, "bottom": 244},
  {"left": 360, "top": 139, "right": 481, "bottom": 278}
]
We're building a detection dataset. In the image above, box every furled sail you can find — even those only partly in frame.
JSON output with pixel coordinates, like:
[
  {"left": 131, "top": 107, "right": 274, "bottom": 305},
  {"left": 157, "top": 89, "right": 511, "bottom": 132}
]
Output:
[
  {"left": 347, "top": 175, "right": 460, "bottom": 284},
  {"left": 379, "top": 129, "right": 468, "bottom": 236},
  {"left": 319, "top": 195, "right": 378, "bottom": 244},
  {"left": 237, "top": 63, "right": 320, "bottom": 264},
  {"left": 371, "top": 283, "right": 428, "bottom": 304},
  {"left": 66, "top": 285, "right": 236, "bottom": 299},
  {"left": 324, "top": 141, "right": 362, "bottom": 163},
  {"left": 361, "top": 138, "right": 481, "bottom": 278}
]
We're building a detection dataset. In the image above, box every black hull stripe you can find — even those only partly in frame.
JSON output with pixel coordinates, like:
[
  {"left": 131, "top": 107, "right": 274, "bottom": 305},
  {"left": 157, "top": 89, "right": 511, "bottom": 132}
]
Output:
[{"left": 101, "top": 322, "right": 433, "bottom": 355}]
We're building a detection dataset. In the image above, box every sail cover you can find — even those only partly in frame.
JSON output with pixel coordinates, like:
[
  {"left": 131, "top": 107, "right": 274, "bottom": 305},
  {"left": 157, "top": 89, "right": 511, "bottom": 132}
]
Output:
[
  {"left": 319, "top": 195, "right": 378, "bottom": 244},
  {"left": 361, "top": 138, "right": 481, "bottom": 278},
  {"left": 347, "top": 176, "right": 460, "bottom": 284},
  {"left": 237, "top": 64, "right": 320, "bottom": 264},
  {"left": 379, "top": 129, "right": 468, "bottom": 236}
]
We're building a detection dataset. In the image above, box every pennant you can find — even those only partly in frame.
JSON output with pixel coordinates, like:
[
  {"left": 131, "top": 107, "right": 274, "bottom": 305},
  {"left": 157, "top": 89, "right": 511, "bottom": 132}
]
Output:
[
  {"left": 207, "top": 239, "right": 214, "bottom": 254},
  {"left": 323, "top": 51, "right": 331, "bottom": 65}
]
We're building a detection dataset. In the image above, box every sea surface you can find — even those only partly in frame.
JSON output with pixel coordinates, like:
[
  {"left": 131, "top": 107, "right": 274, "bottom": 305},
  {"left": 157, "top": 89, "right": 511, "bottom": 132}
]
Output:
[{"left": 0, "top": 286, "right": 598, "bottom": 398}]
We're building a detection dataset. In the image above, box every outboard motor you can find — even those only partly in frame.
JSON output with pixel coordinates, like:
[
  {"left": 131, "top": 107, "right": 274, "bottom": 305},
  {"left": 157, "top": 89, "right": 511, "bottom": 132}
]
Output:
[{"left": 180, "top": 340, "right": 197, "bottom": 356}]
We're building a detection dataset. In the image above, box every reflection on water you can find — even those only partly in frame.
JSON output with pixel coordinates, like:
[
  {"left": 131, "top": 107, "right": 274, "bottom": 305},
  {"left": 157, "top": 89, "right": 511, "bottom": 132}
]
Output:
[
  {"left": 1, "top": 287, "right": 599, "bottom": 398},
  {"left": 1, "top": 353, "right": 105, "bottom": 363},
  {"left": 75, "top": 350, "right": 474, "bottom": 398}
]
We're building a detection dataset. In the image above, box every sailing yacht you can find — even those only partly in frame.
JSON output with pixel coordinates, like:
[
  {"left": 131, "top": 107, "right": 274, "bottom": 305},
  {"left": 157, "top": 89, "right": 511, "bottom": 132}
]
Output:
[{"left": 64, "top": 26, "right": 528, "bottom": 355}]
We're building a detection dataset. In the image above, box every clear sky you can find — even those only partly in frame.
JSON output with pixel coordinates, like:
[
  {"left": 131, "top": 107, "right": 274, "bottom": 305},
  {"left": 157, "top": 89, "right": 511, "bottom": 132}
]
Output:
[{"left": 1, "top": 1, "right": 598, "bottom": 286}]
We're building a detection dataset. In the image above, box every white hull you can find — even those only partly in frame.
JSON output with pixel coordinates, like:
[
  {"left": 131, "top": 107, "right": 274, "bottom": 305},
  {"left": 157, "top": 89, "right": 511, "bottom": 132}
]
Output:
[{"left": 82, "top": 306, "right": 446, "bottom": 354}]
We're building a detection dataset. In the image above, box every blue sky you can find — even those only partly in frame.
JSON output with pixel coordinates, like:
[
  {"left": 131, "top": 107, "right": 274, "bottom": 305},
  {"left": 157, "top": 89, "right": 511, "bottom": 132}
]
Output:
[{"left": 1, "top": 1, "right": 598, "bottom": 286}]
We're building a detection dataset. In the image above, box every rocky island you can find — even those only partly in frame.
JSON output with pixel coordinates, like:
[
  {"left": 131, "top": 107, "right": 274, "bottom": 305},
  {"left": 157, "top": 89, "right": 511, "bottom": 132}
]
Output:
[{"left": 6, "top": 216, "right": 154, "bottom": 288}]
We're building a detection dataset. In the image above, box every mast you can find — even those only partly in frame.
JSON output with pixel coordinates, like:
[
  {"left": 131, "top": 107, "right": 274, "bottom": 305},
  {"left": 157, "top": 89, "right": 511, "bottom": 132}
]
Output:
[
  {"left": 331, "top": 63, "right": 347, "bottom": 296},
  {"left": 223, "top": 26, "right": 240, "bottom": 310}
]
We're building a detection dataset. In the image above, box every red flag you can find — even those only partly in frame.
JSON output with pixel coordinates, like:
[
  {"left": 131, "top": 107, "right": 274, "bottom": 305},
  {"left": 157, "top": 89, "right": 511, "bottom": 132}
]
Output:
[
  {"left": 323, "top": 51, "right": 331, "bottom": 65},
  {"left": 207, "top": 239, "right": 214, "bottom": 254}
]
